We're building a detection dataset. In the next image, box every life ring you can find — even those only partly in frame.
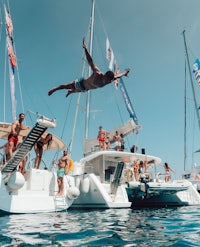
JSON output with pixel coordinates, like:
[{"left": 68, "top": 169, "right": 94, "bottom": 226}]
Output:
[{"left": 124, "top": 168, "right": 133, "bottom": 182}]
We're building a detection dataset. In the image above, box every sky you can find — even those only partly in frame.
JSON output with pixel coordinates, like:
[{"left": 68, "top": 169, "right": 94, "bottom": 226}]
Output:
[{"left": 1, "top": 0, "right": 200, "bottom": 176}]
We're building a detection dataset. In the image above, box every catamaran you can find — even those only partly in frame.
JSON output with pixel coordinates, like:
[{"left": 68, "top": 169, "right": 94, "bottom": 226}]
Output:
[
  {"left": 0, "top": 4, "right": 79, "bottom": 214},
  {"left": 66, "top": 2, "right": 200, "bottom": 209}
]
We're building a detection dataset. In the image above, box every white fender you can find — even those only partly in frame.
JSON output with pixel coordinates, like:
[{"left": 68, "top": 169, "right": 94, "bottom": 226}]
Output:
[
  {"left": 7, "top": 171, "right": 25, "bottom": 190},
  {"left": 75, "top": 177, "right": 81, "bottom": 189},
  {"left": 66, "top": 186, "right": 80, "bottom": 200},
  {"left": 80, "top": 176, "right": 90, "bottom": 193}
]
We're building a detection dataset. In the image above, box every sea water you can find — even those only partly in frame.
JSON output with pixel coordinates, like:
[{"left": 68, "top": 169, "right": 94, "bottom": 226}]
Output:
[{"left": 0, "top": 206, "right": 200, "bottom": 247}]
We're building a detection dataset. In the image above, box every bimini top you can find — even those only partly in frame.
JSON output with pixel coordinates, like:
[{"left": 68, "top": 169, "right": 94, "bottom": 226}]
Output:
[{"left": 0, "top": 122, "right": 65, "bottom": 151}]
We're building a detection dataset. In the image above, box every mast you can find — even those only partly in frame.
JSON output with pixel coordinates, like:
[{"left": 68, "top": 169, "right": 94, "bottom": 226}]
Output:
[
  {"left": 184, "top": 57, "right": 187, "bottom": 171},
  {"left": 85, "top": 0, "right": 95, "bottom": 139},
  {"left": 183, "top": 30, "right": 200, "bottom": 133}
]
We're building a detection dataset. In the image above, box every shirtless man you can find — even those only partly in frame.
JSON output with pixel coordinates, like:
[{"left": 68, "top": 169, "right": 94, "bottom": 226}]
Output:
[
  {"left": 7, "top": 113, "right": 26, "bottom": 160},
  {"left": 97, "top": 126, "right": 106, "bottom": 150},
  {"left": 48, "top": 38, "right": 130, "bottom": 98},
  {"left": 56, "top": 149, "right": 73, "bottom": 196}
]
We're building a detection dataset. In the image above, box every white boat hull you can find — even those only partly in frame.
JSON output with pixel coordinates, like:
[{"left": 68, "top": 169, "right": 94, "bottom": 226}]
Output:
[
  {"left": 0, "top": 169, "right": 78, "bottom": 214},
  {"left": 126, "top": 180, "right": 200, "bottom": 207},
  {"left": 71, "top": 174, "right": 131, "bottom": 209},
  {"left": 70, "top": 150, "right": 161, "bottom": 209}
]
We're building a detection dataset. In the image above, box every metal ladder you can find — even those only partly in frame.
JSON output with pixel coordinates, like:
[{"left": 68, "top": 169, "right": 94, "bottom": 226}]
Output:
[
  {"left": 1, "top": 123, "right": 47, "bottom": 174},
  {"left": 54, "top": 196, "right": 67, "bottom": 211}
]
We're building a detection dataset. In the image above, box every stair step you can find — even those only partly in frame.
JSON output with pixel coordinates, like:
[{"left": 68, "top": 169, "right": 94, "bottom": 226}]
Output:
[{"left": 1, "top": 122, "right": 48, "bottom": 174}]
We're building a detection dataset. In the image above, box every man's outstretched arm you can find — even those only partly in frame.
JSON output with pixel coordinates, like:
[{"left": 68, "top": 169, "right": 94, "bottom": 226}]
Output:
[
  {"left": 114, "top": 68, "right": 130, "bottom": 79},
  {"left": 82, "top": 38, "right": 97, "bottom": 71}
]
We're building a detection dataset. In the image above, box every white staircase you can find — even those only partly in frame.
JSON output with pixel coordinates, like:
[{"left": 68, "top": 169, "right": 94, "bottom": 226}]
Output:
[{"left": 1, "top": 123, "right": 47, "bottom": 174}]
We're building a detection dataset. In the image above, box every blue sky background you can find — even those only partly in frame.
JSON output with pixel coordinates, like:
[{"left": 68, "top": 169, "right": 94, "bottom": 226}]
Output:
[{"left": 1, "top": 0, "right": 200, "bottom": 176}]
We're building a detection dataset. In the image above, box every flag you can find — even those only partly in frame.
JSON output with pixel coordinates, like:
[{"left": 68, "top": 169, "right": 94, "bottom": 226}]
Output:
[
  {"left": 193, "top": 59, "right": 200, "bottom": 85},
  {"left": 118, "top": 78, "right": 138, "bottom": 125},
  {"left": 4, "top": 5, "right": 13, "bottom": 42},
  {"left": 106, "top": 37, "right": 114, "bottom": 71},
  {"left": 7, "top": 37, "right": 17, "bottom": 72},
  {"left": 8, "top": 51, "right": 17, "bottom": 121},
  {"left": 106, "top": 37, "right": 111, "bottom": 61},
  {"left": 114, "top": 62, "right": 119, "bottom": 89}
]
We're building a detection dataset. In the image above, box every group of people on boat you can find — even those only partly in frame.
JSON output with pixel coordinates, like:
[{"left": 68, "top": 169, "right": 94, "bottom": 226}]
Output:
[
  {"left": 130, "top": 158, "right": 174, "bottom": 183},
  {"left": 0, "top": 113, "right": 53, "bottom": 174},
  {"left": 97, "top": 126, "right": 125, "bottom": 151},
  {"left": 0, "top": 112, "right": 75, "bottom": 196},
  {"left": 0, "top": 113, "right": 28, "bottom": 173}
]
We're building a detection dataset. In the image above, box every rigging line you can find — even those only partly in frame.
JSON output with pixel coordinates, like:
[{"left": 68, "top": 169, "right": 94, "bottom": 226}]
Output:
[
  {"left": 5, "top": 1, "right": 25, "bottom": 117},
  {"left": 26, "top": 109, "right": 37, "bottom": 126},
  {"left": 191, "top": 108, "right": 196, "bottom": 168},
  {"left": 183, "top": 30, "right": 200, "bottom": 133},
  {"left": 69, "top": 60, "right": 88, "bottom": 154},
  {"left": 3, "top": 35, "right": 7, "bottom": 122},
  {"left": 113, "top": 88, "right": 135, "bottom": 150},
  {"left": 7, "top": 5, "right": 25, "bottom": 115},
  {"left": 184, "top": 56, "right": 187, "bottom": 171},
  {"left": 95, "top": 1, "right": 109, "bottom": 39},
  {"left": 60, "top": 95, "right": 73, "bottom": 140},
  {"left": 0, "top": 6, "right": 3, "bottom": 43}
]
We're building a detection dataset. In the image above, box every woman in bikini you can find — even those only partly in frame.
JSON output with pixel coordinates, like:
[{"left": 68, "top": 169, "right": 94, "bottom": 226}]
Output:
[{"left": 34, "top": 133, "right": 52, "bottom": 169}]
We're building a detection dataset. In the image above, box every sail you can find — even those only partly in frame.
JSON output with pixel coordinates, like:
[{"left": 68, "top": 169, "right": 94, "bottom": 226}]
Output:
[{"left": 0, "top": 122, "right": 65, "bottom": 150}]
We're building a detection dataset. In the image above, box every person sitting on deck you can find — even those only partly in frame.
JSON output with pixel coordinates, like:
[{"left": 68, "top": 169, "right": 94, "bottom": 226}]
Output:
[{"left": 48, "top": 37, "right": 130, "bottom": 98}]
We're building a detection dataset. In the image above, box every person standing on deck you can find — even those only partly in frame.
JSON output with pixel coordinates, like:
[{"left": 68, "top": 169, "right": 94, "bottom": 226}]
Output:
[
  {"left": 161, "top": 162, "right": 175, "bottom": 182},
  {"left": 34, "top": 133, "right": 53, "bottom": 169},
  {"left": 56, "top": 149, "right": 74, "bottom": 196},
  {"left": 7, "top": 113, "right": 27, "bottom": 160},
  {"left": 97, "top": 126, "right": 106, "bottom": 150},
  {"left": 48, "top": 38, "right": 130, "bottom": 98}
]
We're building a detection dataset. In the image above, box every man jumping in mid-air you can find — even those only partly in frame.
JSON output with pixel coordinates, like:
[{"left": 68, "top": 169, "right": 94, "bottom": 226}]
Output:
[{"left": 48, "top": 38, "right": 130, "bottom": 98}]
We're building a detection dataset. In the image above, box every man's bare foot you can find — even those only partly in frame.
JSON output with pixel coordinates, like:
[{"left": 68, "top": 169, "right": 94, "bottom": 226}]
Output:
[{"left": 48, "top": 88, "right": 56, "bottom": 96}]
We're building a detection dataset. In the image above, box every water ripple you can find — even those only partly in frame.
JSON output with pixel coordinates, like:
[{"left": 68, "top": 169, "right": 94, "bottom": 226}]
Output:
[{"left": 0, "top": 206, "right": 200, "bottom": 246}]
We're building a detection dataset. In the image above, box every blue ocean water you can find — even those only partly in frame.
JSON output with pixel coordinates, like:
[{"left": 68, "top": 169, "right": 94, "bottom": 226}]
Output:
[{"left": 0, "top": 206, "right": 200, "bottom": 247}]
